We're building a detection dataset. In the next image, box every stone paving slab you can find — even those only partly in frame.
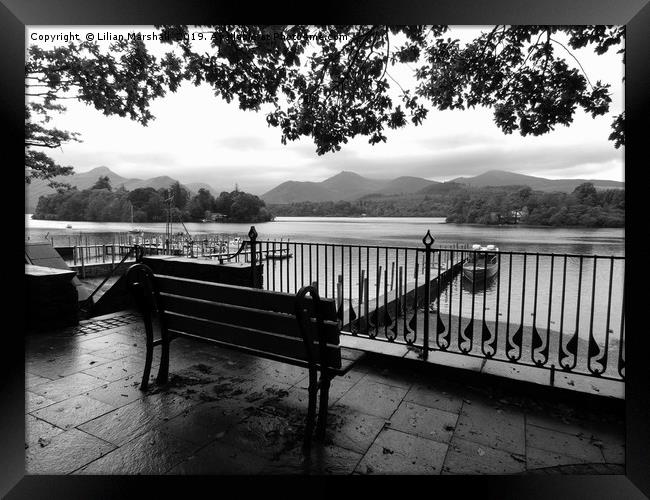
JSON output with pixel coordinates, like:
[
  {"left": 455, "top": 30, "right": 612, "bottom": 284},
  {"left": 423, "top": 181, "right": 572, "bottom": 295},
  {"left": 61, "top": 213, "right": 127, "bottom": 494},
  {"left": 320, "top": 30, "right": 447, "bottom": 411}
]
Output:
[
  {"left": 167, "top": 439, "right": 272, "bottom": 475},
  {"left": 443, "top": 436, "right": 526, "bottom": 474},
  {"left": 389, "top": 401, "right": 458, "bottom": 444},
  {"left": 74, "top": 428, "right": 196, "bottom": 475},
  {"left": 25, "top": 415, "right": 65, "bottom": 449},
  {"left": 78, "top": 391, "right": 197, "bottom": 446},
  {"left": 526, "top": 445, "right": 594, "bottom": 469},
  {"left": 26, "top": 428, "right": 116, "bottom": 474},
  {"left": 31, "top": 394, "right": 115, "bottom": 430},
  {"left": 84, "top": 375, "right": 148, "bottom": 408},
  {"left": 336, "top": 379, "right": 408, "bottom": 419},
  {"left": 404, "top": 381, "right": 464, "bottom": 414},
  {"left": 325, "top": 404, "right": 387, "bottom": 454},
  {"left": 81, "top": 356, "right": 150, "bottom": 382},
  {"left": 25, "top": 373, "right": 53, "bottom": 390},
  {"left": 26, "top": 391, "right": 56, "bottom": 413},
  {"left": 525, "top": 424, "right": 605, "bottom": 463},
  {"left": 355, "top": 428, "right": 448, "bottom": 474},
  {"left": 26, "top": 351, "right": 114, "bottom": 380},
  {"left": 157, "top": 401, "right": 250, "bottom": 447},
  {"left": 31, "top": 372, "right": 108, "bottom": 403},
  {"left": 454, "top": 399, "right": 526, "bottom": 455}
]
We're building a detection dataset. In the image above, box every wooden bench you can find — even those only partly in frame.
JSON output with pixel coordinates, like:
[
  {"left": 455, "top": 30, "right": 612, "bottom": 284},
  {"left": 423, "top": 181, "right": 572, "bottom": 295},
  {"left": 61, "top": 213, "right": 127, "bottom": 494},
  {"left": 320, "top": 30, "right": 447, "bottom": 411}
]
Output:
[{"left": 125, "top": 263, "right": 364, "bottom": 447}]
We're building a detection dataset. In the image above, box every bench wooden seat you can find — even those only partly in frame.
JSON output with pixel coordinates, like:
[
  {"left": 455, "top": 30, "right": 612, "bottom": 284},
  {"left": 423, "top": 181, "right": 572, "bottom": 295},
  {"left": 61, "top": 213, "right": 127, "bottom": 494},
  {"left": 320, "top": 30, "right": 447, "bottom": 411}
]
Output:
[{"left": 125, "top": 263, "right": 364, "bottom": 447}]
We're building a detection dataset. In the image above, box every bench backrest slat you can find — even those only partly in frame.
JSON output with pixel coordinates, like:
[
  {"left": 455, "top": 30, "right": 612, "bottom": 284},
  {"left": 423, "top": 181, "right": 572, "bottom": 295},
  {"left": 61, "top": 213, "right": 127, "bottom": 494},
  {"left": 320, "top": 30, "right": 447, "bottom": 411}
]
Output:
[
  {"left": 155, "top": 275, "right": 337, "bottom": 319},
  {"left": 165, "top": 312, "right": 342, "bottom": 368},
  {"left": 159, "top": 293, "right": 341, "bottom": 345}
]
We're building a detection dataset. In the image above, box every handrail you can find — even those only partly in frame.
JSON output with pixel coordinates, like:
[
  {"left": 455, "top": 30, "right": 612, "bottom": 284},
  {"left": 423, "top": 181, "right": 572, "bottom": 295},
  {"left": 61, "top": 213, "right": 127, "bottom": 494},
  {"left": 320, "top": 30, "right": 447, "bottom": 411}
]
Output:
[
  {"left": 216, "top": 240, "right": 251, "bottom": 264},
  {"left": 80, "top": 244, "right": 142, "bottom": 312}
]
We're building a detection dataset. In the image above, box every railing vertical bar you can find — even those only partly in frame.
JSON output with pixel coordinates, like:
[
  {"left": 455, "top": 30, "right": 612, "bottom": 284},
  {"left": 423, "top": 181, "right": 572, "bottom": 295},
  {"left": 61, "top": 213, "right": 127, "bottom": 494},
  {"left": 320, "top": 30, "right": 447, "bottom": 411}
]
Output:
[
  {"left": 309, "top": 244, "right": 313, "bottom": 286},
  {"left": 448, "top": 250, "right": 454, "bottom": 350},
  {"left": 558, "top": 256, "right": 567, "bottom": 365},
  {"left": 422, "top": 232, "right": 433, "bottom": 360},
  {"left": 324, "top": 243, "right": 328, "bottom": 298},
  {"left": 506, "top": 254, "right": 513, "bottom": 355},
  {"left": 301, "top": 243, "right": 305, "bottom": 289},
  {"left": 435, "top": 249, "right": 443, "bottom": 349},
  {"left": 603, "top": 256, "right": 614, "bottom": 373},
  {"left": 588, "top": 257, "right": 598, "bottom": 365},
  {"left": 401, "top": 249, "right": 408, "bottom": 341},
  {"left": 375, "top": 248, "right": 381, "bottom": 338},
  {"left": 331, "top": 244, "right": 336, "bottom": 301},
  {"left": 494, "top": 253, "right": 501, "bottom": 355},
  {"left": 618, "top": 267, "right": 625, "bottom": 378},
  {"left": 384, "top": 247, "right": 389, "bottom": 339},
  {"left": 481, "top": 250, "right": 488, "bottom": 354},
  {"left": 359, "top": 246, "right": 363, "bottom": 333},
  {"left": 279, "top": 239, "right": 284, "bottom": 292},
  {"left": 349, "top": 245, "right": 353, "bottom": 327},
  {"left": 264, "top": 241, "right": 269, "bottom": 290},
  {"left": 545, "top": 255, "right": 554, "bottom": 362},
  {"left": 366, "top": 246, "right": 370, "bottom": 333},
  {"left": 272, "top": 241, "right": 277, "bottom": 291},
  {"left": 519, "top": 254, "right": 527, "bottom": 335},
  {"left": 293, "top": 242, "right": 298, "bottom": 293}
]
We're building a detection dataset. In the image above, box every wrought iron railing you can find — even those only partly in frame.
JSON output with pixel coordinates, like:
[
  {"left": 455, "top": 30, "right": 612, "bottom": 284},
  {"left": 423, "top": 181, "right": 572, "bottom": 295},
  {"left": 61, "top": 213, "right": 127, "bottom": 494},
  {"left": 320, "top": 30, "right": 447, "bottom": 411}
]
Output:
[{"left": 248, "top": 230, "right": 625, "bottom": 382}]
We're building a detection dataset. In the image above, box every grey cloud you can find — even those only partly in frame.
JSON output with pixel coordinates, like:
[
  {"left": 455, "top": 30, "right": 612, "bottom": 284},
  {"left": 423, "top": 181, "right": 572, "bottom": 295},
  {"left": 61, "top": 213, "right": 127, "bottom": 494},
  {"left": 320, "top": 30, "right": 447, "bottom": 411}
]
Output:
[{"left": 215, "top": 135, "right": 267, "bottom": 150}]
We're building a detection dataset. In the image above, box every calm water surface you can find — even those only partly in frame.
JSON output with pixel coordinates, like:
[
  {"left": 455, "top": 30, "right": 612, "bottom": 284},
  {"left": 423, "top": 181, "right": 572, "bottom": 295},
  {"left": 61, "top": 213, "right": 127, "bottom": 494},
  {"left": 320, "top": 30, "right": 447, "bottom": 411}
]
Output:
[{"left": 26, "top": 215, "right": 624, "bottom": 256}]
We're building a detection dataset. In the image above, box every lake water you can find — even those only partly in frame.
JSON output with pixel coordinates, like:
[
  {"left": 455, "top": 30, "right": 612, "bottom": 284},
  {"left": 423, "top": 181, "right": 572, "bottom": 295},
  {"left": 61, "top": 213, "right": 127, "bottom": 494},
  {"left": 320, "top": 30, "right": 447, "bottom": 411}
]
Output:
[
  {"left": 26, "top": 215, "right": 625, "bottom": 376},
  {"left": 26, "top": 215, "right": 624, "bottom": 256}
]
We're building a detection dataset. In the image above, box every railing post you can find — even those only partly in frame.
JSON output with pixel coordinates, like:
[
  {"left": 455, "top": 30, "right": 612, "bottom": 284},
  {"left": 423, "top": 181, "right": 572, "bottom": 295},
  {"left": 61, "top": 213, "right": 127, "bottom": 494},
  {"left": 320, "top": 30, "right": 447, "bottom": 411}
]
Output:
[
  {"left": 249, "top": 226, "right": 258, "bottom": 288},
  {"left": 422, "top": 230, "right": 435, "bottom": 361}
]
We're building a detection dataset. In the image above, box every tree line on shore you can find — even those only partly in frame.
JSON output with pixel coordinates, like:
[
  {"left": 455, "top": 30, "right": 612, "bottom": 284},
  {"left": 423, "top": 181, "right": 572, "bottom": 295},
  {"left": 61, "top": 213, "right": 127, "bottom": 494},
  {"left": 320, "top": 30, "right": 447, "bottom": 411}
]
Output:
[
  {"left": 32, "top": 176, "right": 274, "bottom": 223},
  {"left": 269, "top": 182, "right": 624, "bottom": 227}
]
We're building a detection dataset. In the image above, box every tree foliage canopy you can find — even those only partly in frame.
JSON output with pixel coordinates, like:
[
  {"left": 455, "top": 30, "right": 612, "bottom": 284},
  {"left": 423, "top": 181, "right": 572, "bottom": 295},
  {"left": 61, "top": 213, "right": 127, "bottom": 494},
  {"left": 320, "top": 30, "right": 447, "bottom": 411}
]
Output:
[{"left": 26, "top": 25, "right": 624, "bottom": 185}]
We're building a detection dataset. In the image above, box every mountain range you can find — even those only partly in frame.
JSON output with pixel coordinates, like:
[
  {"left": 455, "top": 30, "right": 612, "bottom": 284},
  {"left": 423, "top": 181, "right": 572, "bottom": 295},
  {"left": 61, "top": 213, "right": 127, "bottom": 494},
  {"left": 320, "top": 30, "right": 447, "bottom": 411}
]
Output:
[
  {"left": 25, "top": 166, "right": 220, "bottom": 213},
  {"left": 449, "top": 170, "right": 624, "bottom": 193},
  {"left": 261, "top": 169, "right": 624, "bottom": 204},
  {"left": 261, "top": 171, "right": 440, "bottom": 204}
]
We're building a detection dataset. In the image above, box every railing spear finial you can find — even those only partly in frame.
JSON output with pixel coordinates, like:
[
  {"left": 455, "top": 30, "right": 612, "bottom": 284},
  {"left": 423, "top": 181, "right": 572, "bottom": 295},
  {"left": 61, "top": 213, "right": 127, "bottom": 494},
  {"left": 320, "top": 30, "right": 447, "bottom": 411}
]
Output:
[{"left": 422, "top": 230, "right": 434, "bottom": 248}]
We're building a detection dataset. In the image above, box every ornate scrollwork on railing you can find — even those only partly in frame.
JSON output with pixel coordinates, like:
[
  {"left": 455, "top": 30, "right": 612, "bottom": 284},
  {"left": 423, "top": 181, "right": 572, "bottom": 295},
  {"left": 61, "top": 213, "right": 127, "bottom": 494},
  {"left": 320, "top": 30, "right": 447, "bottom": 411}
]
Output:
[
  {"left": 507, "top": 324, "right": 523, "bottom": 362},
  {"left": 561, "top": 331, "right": 579, "bottom": 370},
  {"left": 587, "top": 335, "right": 606, "bottom": 376},
  {"left": 532, "top": 325, "right": 549, "bottom": 366},
  {"left": 482, "top": 322, "right": 495, "bottom": 358}
]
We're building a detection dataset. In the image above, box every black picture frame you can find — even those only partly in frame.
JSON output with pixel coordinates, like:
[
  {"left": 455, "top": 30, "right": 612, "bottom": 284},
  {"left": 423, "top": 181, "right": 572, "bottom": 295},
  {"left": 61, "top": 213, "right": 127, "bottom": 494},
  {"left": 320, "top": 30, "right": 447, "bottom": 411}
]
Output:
[{"left": 4, "top": 1, "right": 648, "bottom": 497}]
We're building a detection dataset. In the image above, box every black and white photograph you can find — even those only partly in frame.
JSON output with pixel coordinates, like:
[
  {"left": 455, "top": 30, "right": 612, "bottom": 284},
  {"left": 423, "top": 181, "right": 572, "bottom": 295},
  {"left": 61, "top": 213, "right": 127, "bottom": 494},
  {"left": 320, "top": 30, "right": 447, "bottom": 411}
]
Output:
[{"left": 22, "top": 22, "right": 632, "bottom": 478}]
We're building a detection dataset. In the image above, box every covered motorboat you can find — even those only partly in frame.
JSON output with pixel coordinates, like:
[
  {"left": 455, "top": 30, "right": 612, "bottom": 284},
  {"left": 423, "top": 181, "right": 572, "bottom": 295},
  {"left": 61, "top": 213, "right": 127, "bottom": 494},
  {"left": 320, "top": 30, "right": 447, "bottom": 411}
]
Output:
[{"left": 462, "top": 244, "right": 499, "bottom": 282}]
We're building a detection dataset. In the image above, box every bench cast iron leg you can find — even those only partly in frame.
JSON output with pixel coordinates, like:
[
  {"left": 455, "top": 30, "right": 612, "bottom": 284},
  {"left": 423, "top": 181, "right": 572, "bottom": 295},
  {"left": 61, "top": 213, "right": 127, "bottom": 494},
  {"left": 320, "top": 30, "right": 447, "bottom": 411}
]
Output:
[
  {"left": 303, "top": 369, "right": 318, "bottom": 449},
  {"left": 156, "top": 327, "right": 170, "bottom": 384},
  {"left": 316, "top": 373, "right": 331, "bottom": 440},
  {"left": 140, "top": 311, "right": 154, "bottom": 390}
]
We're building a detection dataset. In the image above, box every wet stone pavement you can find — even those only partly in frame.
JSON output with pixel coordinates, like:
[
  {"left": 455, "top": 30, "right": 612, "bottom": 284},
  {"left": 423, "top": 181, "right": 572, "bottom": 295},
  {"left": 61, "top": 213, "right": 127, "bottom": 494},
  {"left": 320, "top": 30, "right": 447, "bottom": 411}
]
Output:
[{"left": 25, "top": 311, "right": 625, "bottom": 475}]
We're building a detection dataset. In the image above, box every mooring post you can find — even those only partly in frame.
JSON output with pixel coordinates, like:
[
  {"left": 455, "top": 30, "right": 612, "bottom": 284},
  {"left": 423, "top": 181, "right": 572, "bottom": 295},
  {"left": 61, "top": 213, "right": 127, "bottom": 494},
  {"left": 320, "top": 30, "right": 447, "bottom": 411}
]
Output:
[
  {"left": 422, "top": 230, "right": 435, "bottom": 361},
  {"left": 248, "top": 226, "right": 258, "bottom": 288}
]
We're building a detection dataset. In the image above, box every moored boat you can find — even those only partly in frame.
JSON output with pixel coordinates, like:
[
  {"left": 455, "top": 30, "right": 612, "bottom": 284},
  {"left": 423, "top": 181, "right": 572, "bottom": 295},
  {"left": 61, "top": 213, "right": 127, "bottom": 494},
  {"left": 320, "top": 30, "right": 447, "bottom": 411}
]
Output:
[{"left": 462, "top": 244, "right": 499, "bottom": 281}]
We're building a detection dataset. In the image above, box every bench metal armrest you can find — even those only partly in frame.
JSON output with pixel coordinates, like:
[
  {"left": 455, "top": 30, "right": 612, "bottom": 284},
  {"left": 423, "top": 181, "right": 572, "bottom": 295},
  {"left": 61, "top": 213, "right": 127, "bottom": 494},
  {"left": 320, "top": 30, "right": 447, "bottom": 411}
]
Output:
[
  {"left": 125, "top": 263, "right": 158, "bottom": 315},
  {"left": 295, "top": 285, "right": 329, "bottom": 374}
]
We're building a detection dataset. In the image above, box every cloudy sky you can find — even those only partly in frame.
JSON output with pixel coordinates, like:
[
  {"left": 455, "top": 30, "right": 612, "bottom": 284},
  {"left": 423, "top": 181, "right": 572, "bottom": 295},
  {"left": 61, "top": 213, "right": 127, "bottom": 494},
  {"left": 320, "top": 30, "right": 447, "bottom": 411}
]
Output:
[{"left": 28, "top": 26, "right": 624, "bottom": 195}]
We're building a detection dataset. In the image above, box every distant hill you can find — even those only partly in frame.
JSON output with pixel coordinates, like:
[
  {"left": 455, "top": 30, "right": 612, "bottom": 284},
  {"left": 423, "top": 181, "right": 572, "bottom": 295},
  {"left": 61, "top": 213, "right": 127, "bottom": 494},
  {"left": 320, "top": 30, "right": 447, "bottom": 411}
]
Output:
[
  {"left": 25, "top": 166, "right": 220, "bottom": 212},
  {"left": 374, "top": 176, "right": 439, "bottom": 195},
  {"left": 262, "top": 171, "right": 437, "bottom": 204},
  {"left": 450, "top": 170, "right": 624, "bottom": 193}
]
